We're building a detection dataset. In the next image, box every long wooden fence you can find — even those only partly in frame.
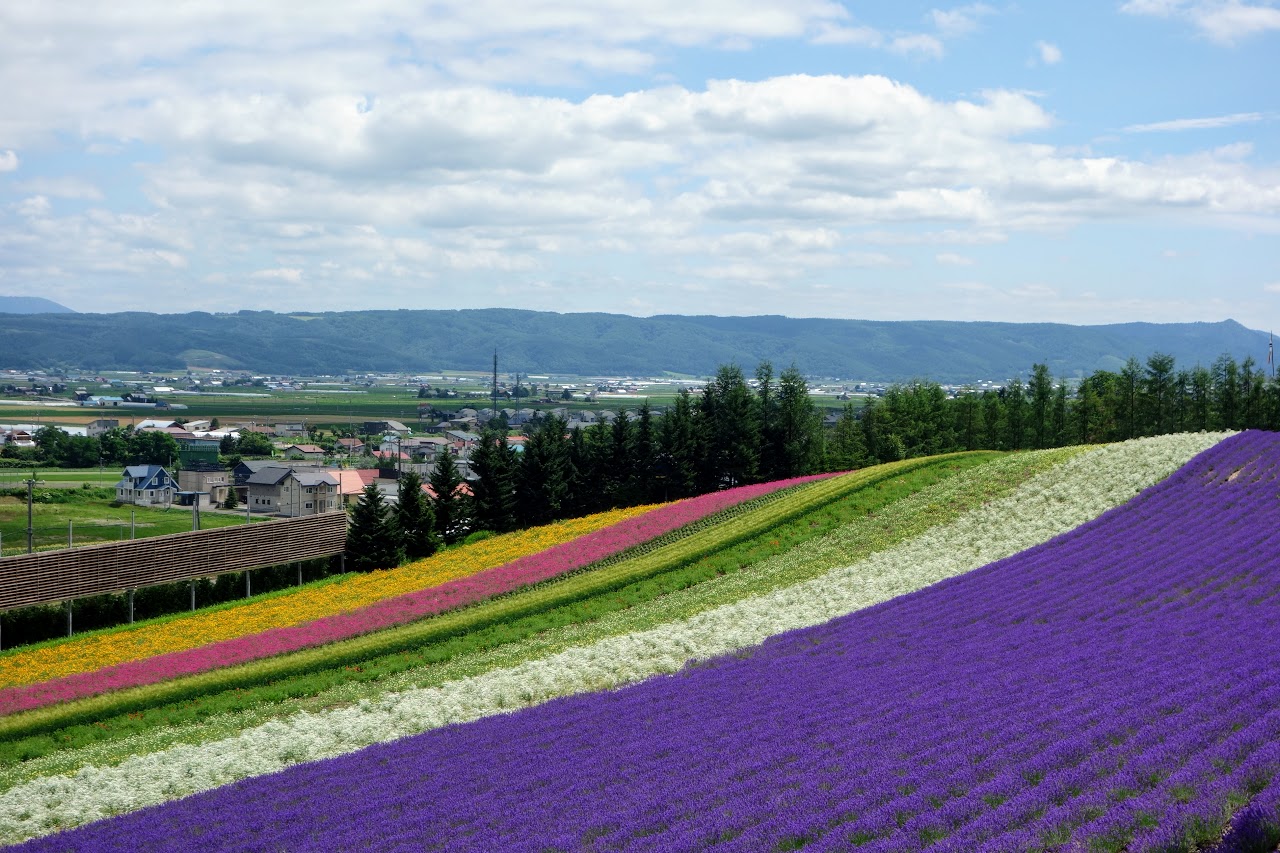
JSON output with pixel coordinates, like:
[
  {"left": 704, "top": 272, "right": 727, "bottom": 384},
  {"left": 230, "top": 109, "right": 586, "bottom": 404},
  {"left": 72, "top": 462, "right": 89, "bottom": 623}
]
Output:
[{"left": 0, "top": 513, "right": 347, "bottom": 611}]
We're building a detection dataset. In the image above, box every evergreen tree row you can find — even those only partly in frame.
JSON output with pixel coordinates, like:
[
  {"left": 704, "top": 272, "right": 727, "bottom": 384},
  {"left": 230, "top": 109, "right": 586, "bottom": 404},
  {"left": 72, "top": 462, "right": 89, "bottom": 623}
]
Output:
[{"left": 346, "top": 352, "right": 1276, "bottom": 569}]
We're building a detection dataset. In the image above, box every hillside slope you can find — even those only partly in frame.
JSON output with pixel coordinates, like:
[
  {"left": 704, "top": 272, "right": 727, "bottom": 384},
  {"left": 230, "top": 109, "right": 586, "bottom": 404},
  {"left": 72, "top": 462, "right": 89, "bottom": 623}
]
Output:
[{"left": 0, "top": 432, "right": 1228, "bottom": 848}]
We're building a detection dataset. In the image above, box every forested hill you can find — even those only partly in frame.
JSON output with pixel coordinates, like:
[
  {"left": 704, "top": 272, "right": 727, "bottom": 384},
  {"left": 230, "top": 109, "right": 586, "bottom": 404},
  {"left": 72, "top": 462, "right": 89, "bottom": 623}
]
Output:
[{"left": 0, "top": 308, "right": 1267, "bottom": 381}]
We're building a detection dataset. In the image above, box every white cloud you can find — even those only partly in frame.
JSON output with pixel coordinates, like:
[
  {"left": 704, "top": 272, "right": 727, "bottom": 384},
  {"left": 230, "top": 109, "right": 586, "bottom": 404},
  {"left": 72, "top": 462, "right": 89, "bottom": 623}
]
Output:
[
  {"left": 1121, "top": 0, "right": 1280, "bottom": 43},
  {"left": 1264, "top": 282, "right": 1280, "bottom": 293},
  {"left": 890, "top": 33, "right": 946, "bottom": 58},
  {"left": 1036, "top": 40, "right": 1064, "bottom": 64},
  {"left": 1123, "top": 111, "right": 1264, "bottom": 132},
  {"left": 0, "top": 150, "right": 17, "bottom": 171},
  {"left": 810, "top": 23, "right": 884, "bottom": 46},
  {"left": 14, "top": 195, "right": 50, "bottom": 218},
  {"left": 937, "top": 252, "right": 976, "bottom": 265},
  {"left": 931, "top": 3, "right": 996, "bottom": 37},
  {"left": 251, "top": 267, "right": 304, "bottom": 282}
]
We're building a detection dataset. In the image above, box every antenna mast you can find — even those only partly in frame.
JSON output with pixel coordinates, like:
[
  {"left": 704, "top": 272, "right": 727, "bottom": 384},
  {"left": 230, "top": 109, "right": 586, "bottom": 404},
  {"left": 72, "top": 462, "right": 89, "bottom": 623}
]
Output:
[{"left": 491, "top": 349, "right": 499, "bottom": 416}]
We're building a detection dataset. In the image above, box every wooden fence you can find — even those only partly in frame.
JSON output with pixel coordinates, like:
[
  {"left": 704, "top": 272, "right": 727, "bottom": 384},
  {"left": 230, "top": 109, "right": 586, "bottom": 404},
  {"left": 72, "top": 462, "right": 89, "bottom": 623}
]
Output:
[{"left": 0, "top": 513, "right": 347, "bottom": 611}]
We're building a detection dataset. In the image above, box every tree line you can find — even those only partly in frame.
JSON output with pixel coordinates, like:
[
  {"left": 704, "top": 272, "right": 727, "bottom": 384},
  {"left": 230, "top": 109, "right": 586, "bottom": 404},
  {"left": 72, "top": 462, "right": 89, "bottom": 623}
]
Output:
[
  {"left": 348, "top": 351, "right": 1278, "bottom": 569},
  {"left": 2, "top": 425, "right": 182, "bottom": 469}
]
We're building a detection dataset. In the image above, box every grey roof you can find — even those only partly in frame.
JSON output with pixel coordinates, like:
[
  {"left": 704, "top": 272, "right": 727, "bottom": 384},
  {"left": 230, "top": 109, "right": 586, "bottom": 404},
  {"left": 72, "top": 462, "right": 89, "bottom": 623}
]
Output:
[
  {"left": 292, "top": 471, "right": 339, "bottom": 487},
  {"left": 245, "top": 466, "right": 292, "bottom": 486}
]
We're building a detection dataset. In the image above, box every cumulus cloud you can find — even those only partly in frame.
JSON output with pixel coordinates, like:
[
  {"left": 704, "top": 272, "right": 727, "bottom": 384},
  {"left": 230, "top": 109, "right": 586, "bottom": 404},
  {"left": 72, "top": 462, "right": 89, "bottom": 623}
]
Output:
[
  {"left": 0, "top": 4, "right": 1276, "bottom": 317},
  {"left": 1036, "top": 41, "right": 1064, "bottom": 64},
  {"left": 1121, "top": 0, "right": 1280, "bottom": 43}
]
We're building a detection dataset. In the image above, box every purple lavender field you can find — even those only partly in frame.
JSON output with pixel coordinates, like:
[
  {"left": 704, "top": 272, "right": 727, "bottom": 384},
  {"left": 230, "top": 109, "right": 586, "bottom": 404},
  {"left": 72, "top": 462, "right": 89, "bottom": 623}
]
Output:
[{"left": 24, "top": 432, "right": 1280, "bottom": 852}]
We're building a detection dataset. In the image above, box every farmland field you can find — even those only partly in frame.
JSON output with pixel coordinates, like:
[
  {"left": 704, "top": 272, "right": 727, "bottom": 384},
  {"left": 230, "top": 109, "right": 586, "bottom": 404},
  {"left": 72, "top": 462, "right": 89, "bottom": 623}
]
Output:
[{"left": 5, "top": 431, "right": 1278, "bottom": 851}]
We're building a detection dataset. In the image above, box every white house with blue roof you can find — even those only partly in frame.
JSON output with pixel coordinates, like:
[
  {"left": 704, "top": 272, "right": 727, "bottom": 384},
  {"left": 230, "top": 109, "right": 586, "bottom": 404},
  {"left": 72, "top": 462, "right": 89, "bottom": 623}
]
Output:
[{"left": 114, "top": 465, "right": 178, "bottom": 507}]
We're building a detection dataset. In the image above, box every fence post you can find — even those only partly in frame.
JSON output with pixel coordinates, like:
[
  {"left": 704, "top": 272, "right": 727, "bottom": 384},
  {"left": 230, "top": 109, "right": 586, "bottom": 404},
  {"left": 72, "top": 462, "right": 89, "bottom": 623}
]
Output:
[
  {"left": 66, "top": 600, "right": 73, "bottom": 637},
  {"left": 190, "top": 580, "right": 196, "bottom": 611},
  {"left": 131, "top": 510, "right": 135, "bottom": 539},
  {"left": 296, "top": 562, "right": 302, "bottom": 586},
  {"left": 69, "top": 520, "right": 73, "bottom": 549},
  {"left": 245, "top": 569, "right": 251, "bottom": 598},
  {"left": 128, "top": 588, "right": 135, "bottom": 623}
]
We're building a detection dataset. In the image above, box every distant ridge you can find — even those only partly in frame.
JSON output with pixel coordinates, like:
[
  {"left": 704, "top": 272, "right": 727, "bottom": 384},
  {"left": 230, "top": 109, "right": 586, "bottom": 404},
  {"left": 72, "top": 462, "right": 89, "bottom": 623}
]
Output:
[
  {"left": 0, "top": 308, "right": 1267, "bottom": 382},
  {"left": 0, "top": 296, "right": 74, "bottom": 314}
]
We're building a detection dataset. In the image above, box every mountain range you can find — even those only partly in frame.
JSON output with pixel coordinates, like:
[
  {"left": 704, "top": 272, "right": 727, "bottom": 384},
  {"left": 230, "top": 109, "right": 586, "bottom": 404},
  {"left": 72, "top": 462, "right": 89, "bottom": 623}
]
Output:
[{"left": 0, "top": 308, "right": 1267, "bottom": 382}]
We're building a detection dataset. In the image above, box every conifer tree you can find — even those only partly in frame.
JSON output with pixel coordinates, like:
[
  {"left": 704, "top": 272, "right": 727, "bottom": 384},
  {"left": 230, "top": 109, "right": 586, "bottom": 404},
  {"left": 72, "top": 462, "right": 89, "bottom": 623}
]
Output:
[
  {"left": 469, "top": 426, "right": 518, "bottom": 533},
  {"left": 517, "top": 414, "right": 571, "bottom": 526},
  {"left": 396, "top": 470, "right": 438, "bottom": 560},
  {"left": 429, "top": 447, "right": 468, "bottom": 544},
  {"left": 346, "top": 483, "right": 403, "bottom": 571}
]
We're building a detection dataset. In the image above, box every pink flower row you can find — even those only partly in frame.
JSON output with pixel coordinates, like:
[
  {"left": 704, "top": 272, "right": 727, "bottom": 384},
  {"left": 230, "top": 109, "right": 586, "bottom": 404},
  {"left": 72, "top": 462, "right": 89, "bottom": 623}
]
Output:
[{"left": 0, "top": 473, "right": 840, "bottom": 715}]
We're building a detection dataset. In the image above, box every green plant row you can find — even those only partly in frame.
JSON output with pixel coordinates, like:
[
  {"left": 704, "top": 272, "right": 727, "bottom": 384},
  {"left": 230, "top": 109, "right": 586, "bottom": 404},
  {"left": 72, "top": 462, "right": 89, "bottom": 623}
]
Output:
[
  {"left": 0, "top": 455, "right": 988, "bottom": 743},
  {"left": 0, "top": 453, "right": 1013, "bottom": 772}
]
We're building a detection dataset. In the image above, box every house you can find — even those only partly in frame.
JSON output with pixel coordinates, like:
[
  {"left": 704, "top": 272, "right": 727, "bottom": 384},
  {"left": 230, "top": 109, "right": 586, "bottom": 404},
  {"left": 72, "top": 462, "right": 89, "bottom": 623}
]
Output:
[
  {"left": 283, "top": 444, "right": 326, "bottom": 461},
  {"left": 362, "top": 420, "right": 411, "bottom": 437},
  {"left": 273, "top": 422, "right": 306, "bottom": 438},
  {"left": 335, "top": 437, "right": 365, "bottom": 455},
  {"left": 177, "top": 464, "right": 231, "bottom": 508},
  {"left": 232, "top": 458, "right": 323, "bottom": 486},
  {"left": 85, "top": 418, "right": 119, "bottom": 438},
  {"left": 135, "top": 419, "right": 179, "bottom": 431},
  {"left": 115, "top": 465, "right": 178, "bottom": 507},
  {"left": 244, "top": 466, "right": 340, "bottom": 516},
  {"left": 174, "top": 432, "right": 222, "bottom": 467},
  {"left": 444, "top": 430, "right": 481, "bottom": 453},
  {"left": 333, "top": 469, "right": 379, "bottom": 506},
  {"left": 78, "top": 395, "right": 125, "bottom": 407}
]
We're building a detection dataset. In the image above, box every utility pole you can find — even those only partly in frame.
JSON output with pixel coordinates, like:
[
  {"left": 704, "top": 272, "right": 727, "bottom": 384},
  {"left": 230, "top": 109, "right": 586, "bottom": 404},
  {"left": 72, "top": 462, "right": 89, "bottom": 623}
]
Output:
[{"left": 23, "top": 471, "right": 43, "bottom": 554}]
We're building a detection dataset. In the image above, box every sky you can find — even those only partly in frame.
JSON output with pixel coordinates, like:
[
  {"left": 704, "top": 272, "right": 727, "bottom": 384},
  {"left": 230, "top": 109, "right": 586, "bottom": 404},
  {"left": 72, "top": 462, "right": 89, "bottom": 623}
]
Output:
[{"left": 0, "top": 1, "right": 1277, "bottom": 327}]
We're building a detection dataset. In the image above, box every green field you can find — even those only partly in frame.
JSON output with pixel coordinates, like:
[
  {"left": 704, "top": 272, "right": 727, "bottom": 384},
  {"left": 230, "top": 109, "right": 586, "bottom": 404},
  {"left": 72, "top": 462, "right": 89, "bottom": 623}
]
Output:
[
  {"left": 0, "top": 469, "right": 120, "bottom": 488},
  {"left": 0, "top": 491, "right": 261, "bottom": 556}
]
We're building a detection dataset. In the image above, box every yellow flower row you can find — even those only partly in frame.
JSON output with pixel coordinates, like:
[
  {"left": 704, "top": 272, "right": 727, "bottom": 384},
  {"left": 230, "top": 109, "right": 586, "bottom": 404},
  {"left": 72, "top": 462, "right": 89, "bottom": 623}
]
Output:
[{"left": 0, "top": 506, "right": 657, "bottom": 689}]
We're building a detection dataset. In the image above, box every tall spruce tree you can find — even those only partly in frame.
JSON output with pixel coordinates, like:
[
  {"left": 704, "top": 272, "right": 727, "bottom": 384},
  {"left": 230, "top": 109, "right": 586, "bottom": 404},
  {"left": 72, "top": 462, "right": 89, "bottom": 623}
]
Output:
[
  {"left": 657, "top": 389, "right": 699, "bottom": 499},
  {"left": 469, "top": 425, "right": 518, "bottom": 533},
  {"left": 517, "top": 414, "right": 572, "bottom": 526},
  {"left": 776, "top": 364, "right": 821, "bottom": 477},
  {"left": 697, "top": 364, "right": 760, "bottom": 489},
  {"left": 429, "top": 446, "right": 468, "bottom": 544},
  {"left": 396, "top": 470, "right": 438, "bottom": 560},
  {"left": 346, "top": 483, "right": 403, "bottom": 571}
]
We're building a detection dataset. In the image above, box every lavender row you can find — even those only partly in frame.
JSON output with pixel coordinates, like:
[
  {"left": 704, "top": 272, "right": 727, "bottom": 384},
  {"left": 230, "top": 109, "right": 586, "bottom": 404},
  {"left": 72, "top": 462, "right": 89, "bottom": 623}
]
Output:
[{"left": 23, "top": 431, "right": 1280, "bottom": 852}]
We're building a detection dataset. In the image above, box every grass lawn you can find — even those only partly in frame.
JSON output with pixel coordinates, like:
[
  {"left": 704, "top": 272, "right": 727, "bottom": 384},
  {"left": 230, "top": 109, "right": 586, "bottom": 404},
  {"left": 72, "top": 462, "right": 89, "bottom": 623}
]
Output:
[
  {"left": 0, "top": 469, "right": 121, "bottom": 488},
  {"left": 0, "top": 492, "right": 262, "bottom": 555}
]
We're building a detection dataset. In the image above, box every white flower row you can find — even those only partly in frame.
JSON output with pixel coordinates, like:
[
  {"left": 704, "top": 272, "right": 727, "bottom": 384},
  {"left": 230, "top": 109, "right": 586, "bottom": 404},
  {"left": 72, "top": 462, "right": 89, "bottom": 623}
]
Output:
[{"left": 0, "top": 433, "right": 1227, "bottom": 844}]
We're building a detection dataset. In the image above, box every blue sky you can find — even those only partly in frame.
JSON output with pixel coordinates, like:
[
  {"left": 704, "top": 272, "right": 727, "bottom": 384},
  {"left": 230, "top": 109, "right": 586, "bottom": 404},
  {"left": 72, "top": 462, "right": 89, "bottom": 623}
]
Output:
[{"left": 0, "top": 1, "right": 1276, "bottom": 328}]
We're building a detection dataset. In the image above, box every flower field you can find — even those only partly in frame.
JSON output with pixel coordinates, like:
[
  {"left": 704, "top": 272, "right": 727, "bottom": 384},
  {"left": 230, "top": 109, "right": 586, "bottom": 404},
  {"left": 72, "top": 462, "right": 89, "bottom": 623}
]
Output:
[
  {"left": 8, "top": 431, "right": 1275, "bottom": 851},
  {"left": 0, "top": 474, "right": 835, "bottom": 712},
  {"left": 0, "top": 474, "right": 843, "bottom": 718}
]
